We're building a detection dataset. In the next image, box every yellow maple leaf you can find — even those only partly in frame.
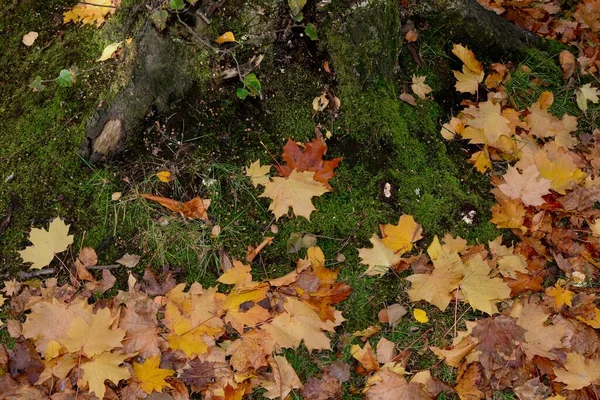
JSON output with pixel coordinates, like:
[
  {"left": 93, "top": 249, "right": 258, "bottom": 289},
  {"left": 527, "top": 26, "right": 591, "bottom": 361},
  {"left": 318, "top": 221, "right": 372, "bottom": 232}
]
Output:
[
  {"left": 358, "top": 234, "right": 402, "bottom": 277},
  {"left": 22, "top": 298, "right": 92, "bottom": 354},
  {"left": 406, "top": 248, "right": 464, "bottom": 311},
  {"left": 18, "top": 217, "right": 74, "bottom": 270},
  {"left": 260, "top": 169, "right": 329, "bottom": 220},
  {"left": 133, "top": 355, "right": 174, "bottom": 394},
  {"left": 63, "top": 0, "right": 116, "bottom": 27},
  {"left": 459, "top": 255, "right": 511, "bottom": 315},
  {"left": 534, "top": 149, "right": 586, "bottom": 194},
  {"left": 223, "top": 285, "right": 269, "bottom": 333},
  {"left": 62, "top": 307, "right": 125, "bottom": 358},
  {"left": 462, "top": 101, "right": 512, "bottom": 146},
  {"left": 217, "top": 260, "right": 253, "bottom": 287},
  {"left": 381, "top": 214, "right": 423, "bottom": 254},
  {"left": 163, "top": 301, "right": 214, "bottom": 357},
  {"left": 411, "top": 75, "right": 433, "bottom": 99},
  {"left": 469, "top": 149, "right": 491, "bottom": 173},
  {"left": 546, "top": 284, "right": 574, "bottom": 310},
  {"left": 490, "top": 198, "right": 526, "bottom": 231},
  {"left": 454, "top": 65, "right": 484, "bottom": 94},
  {"left": 156, "top": 170, "right": 171, "bottom": 183},
  {"left": 36, "top": 353, "right": 79, "bottom": 384},
  {"left": 262, "top": 355, "right": 303, "bottom": 399},
  {"left": 351, "top": 342, "right": 379, "bottom": 372},
  {"left": 215, "top": 31, "right": 236, "bottom": 44},
  {"left": 245, "top": 160, "right": 272, "bottom": 187},
  {"left": 554, "top": 352, "right": 600, "bottom": 390},
  {"left": 452, "top": 44, "right": 483, "bottom": 74},
  {"left": 265, "top": 296, "right": 340, "bottom": 351},
  {"left": 81, "top": 351, "right": 131, "bottom": 398}
]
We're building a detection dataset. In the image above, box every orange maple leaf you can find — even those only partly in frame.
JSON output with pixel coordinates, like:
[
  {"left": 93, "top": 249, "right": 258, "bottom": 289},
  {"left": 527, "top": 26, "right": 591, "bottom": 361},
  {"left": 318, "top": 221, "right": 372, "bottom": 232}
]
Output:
[
  {"left": 275, "top": 135, "right": 342, "bottom": 188},
  {"left": 140, "top": 194, "right": 210, "bottom": 220}
]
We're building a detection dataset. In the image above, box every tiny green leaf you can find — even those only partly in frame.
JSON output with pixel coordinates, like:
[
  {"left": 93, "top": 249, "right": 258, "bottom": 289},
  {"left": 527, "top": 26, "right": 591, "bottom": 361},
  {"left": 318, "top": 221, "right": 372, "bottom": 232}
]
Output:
[
  {"left": 169, "top": 0, "right": 185, "bottom": 11},
  {"left": 151, "top": 10, "right": 169, "bottom": 30},
  {"left": 55, "top": 69, "right": 73, "bottom": 87},
  {"left": 29, "top": 76, "right": 46, "bottom": 92},
  {"left": 243, "top": 73, "right": 262, "bottom": 97},
  {"left": 305, "top": 23, "right": 318, "bottom": 40},
  {"left": 236, "top": 87, "right": 249, "bottom": 99},
  {"left": 294, "top": 11, "right": 304, "bottom": 22}
]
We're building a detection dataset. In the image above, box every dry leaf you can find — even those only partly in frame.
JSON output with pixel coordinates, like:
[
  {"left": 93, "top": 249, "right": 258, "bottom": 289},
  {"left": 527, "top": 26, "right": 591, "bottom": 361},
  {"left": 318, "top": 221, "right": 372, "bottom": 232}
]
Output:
[
  {"left": 22, "top": 32, "right": 38, "bottom": 46},
  {"left": 18, "top": 218, "right": 74, "bottom": 270},
  {"left": 141, "top": 194, "right": 210, "bottom": 220},
  {"left": 215, "top": 31, "right": 236, "bottom": 44}
]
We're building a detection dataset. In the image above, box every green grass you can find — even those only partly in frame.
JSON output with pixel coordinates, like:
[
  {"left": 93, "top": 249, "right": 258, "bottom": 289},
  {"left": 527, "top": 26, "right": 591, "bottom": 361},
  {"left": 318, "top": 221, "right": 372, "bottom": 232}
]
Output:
[{"left": 2, "top": 0, "right": 592, "bottom": 399}]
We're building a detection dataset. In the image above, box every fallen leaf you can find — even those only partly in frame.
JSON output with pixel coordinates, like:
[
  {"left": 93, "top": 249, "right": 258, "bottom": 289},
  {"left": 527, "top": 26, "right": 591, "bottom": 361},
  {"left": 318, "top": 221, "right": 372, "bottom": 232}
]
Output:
[
  {"left": 381, "top": 214, "right": 423, "bottom": 254},
  {"left": 260, "top": 170, "right": 329, "bottom": 220},
  {"left": 97, "top": 41, "right": 123, "bottom": 62},
  {"left": 413, "top": 308, "right": 429, "bottom": 323},
  {"left": 358, "top": 234, "right": 402, "bottom": 276},
  {"left": 133, "top": 355, "right": 174, "bottom": 394},
  {"left": 576, "top": 83, "right": 600, "bottom": 111},
  {"left": 262, "top": 355, "right": 303, "bottom": 399},
  {"left": 18, "top": 218, "right": 74, "bottom": 270},
  {"left": 405, "top": 29, "right": 418, "bottom": 42},
  {"left": 215, "top": 31, "right": 236, "bottom": 44},
  {"left": 301, "top": 374, "right": 342, "bottom": 400},
  {"left": 411, "top": 75, "right": 433, "bottom": 99},
  {"left": 140, "top": 194, "right": 211, "bottom": 220},
  {"left": 116, "top": 254, "right": 141, "bottom": 268},
  {"left": 406, "top": 248, "right": 463, "bottom": 311},
  {"left": 546, "top": 284, "right": 574, "bottom": 310},
  {"left": 376, "top": 338, "right": 396, "bottom": 364},
  {"left": 64, "top": 0, "right": 117, "bottom": 27},
  {"left": 365, "top": 369, "right": 430, "bottom": 399},
  {"left": 81, "top": 351, "right": 131, "bottom": 398},
  {"left": 246, "top": 160, "right": 272, "bottom": 187},
  {"left": 399, "top": 92, "right": 417, "bottom": 106},
  {"left": 378, "top": 303, "right": 407, "bottom": 327},
  {"left": 553, "top": 352, "right": 600, "bottom": 390},
  {"left": 351, "top": 342, "right": 378, "bottom": 372},
  {"left": 62, "top": 307, "right": 125, "bottom": 358},
  {"left": 498, "top": 165, "right": 551, "bottom": 206},
  {"left": 459, "top": 255, "right": 511, "bottom": 315},
  {"left": 22, "top": 32, "right": 38, "bottom": 46},
  {"left": 559, "top": 50, "right": 576, "bottom": 80},
  {"left": 275, "top": 136, "right": 342, "bottom": 188},
  {"left": 180, "top": 358, "right": 215, "bottom": 393},
  {"left": 156, "top": 170, "right": 171, "bottom": 182},
  {"left": 454, "top": 65, "right": 484, "bottom": 94},
  {"left": 452, "top": 43, "right": 483, "bottom": 74}
]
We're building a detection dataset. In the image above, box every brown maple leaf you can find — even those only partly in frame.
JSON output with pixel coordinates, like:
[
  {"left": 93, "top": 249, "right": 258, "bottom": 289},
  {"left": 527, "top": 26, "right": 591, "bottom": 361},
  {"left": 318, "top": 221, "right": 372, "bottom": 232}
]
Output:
[
  {"left": 275, "top": 135, "right": 342, "bottom": 188},
  {"left": 180, "top": 358, "right": 216, "bottom": 393}
]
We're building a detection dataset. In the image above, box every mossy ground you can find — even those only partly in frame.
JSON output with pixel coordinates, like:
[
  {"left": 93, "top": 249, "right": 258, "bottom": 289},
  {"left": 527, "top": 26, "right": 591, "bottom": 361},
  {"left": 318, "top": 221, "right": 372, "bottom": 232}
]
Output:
[{"left": 1, "top": 0, "right": 590, "bottom": 398}]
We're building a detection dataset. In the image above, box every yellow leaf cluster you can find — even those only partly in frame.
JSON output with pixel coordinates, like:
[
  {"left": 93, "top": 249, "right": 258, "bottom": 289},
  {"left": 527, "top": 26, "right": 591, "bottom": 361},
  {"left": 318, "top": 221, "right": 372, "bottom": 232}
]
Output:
[
  {"left": 64, "top": 0, "right": 117, "bottom": 27},
  {"left": 358, "top": 214, "right": 423, "bottom": 276}
]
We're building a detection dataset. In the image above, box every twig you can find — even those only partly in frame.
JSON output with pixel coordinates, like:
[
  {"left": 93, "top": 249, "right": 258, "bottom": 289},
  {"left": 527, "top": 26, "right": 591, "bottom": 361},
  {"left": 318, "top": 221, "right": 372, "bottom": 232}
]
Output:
[
  {"left": 79, "top": 1, "right": 117, "bottom": 7},
  {"left": 392, "top": 328, "right": 433, "bottom": 362},
  {"left": 17, "top": 264, "right": 121, "bottom": 280}
]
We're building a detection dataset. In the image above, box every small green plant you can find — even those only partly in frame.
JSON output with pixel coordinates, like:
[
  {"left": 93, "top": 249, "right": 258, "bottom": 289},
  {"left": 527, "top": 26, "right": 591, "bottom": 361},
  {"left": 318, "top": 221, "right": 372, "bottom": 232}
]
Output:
[
  {"left": 236, "top": 73, "right": 262, "bottom": 99},
  {"left": 29, "top": 69, "right": 74, "bottom": 91}
]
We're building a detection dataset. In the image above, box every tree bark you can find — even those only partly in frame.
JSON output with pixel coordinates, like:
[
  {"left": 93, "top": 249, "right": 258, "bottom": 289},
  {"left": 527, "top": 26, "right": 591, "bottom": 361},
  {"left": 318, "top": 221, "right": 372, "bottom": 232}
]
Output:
[{"left": 412, "top": 0, "right": 541, "bottom": 54}]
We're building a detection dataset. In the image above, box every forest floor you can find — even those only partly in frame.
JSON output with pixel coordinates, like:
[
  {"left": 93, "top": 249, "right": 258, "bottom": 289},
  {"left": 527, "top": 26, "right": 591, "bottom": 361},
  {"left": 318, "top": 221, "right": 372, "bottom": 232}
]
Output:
[{"left": 2, "top": 0, "right": 600, "bottom": 399}]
